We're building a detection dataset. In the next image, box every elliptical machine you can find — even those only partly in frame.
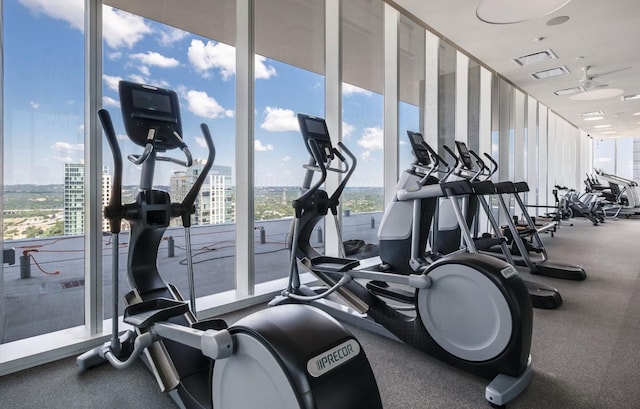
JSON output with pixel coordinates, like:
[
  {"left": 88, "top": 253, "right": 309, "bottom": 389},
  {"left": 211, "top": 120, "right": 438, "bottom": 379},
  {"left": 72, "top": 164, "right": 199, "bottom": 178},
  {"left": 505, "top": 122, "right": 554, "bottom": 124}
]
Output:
[
  {"left": 77, "top": 82, "right": 383, "bottom": 409},
  {"left": 274, "top": 113, "right": 534, "bottom": 407}
]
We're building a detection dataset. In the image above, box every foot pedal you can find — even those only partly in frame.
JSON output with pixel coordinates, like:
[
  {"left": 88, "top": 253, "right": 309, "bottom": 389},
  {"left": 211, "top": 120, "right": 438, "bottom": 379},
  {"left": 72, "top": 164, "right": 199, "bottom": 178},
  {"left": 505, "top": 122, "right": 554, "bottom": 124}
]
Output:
[
  {"left": 124, "top": 298, "right": 189, "bottom": 328},
  {"left": 366, "top": 281, "right": 415, "bottom": 304}
]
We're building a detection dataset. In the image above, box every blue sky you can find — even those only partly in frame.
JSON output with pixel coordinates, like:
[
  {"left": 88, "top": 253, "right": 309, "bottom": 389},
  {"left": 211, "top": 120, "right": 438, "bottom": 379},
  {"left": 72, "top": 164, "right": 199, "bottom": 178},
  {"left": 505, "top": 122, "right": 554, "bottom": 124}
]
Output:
[{"left": 3, "top": 0, "right": 411, "bottom": 187}]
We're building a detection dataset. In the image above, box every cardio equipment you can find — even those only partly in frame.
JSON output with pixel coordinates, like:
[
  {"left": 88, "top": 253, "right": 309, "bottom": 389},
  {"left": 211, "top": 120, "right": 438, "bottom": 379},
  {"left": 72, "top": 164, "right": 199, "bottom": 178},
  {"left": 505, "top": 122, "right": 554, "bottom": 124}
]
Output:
[
  {"left": 274, "top": 113, "right": 533, "bottom": 407},
  {"left": 77, "top": 82, "right": 382, "bottom": 409},
  {"left": 485, "top": 155, "right": 587, "bottom": 281},
  {"left": 426, "top": 138, "right": 562, "bottom": 309}
]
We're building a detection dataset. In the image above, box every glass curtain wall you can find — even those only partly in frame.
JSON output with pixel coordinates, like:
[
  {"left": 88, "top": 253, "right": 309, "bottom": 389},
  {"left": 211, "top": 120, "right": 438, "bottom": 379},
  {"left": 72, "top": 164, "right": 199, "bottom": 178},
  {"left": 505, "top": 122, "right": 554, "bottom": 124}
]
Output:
[
  {"left": 2, "top": 0, "right": 86, "bottom": 343},
  {"left": 254, "top": 0, "right": 325, "bottom": 281},
  {"left": 340, "top": 0, "right": 384, "bottom": 247},
  {"left": 1, "top": 0, "right": 600, "bottom": 361}
]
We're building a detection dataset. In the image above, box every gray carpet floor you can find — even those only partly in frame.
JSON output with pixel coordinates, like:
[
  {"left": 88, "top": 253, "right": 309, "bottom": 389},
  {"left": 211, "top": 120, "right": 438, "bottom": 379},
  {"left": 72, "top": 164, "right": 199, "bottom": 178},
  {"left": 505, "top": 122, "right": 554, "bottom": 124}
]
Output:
[{"left": 1, "top": 217, "right": 639, "bottom": 408}]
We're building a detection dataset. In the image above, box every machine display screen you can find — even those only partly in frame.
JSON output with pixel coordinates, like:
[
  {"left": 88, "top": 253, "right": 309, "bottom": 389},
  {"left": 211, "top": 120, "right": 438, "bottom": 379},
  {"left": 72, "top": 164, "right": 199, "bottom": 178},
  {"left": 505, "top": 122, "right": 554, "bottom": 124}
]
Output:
[
  {"left": 131, "top": 88, "right": 173, "bottom": 114},
  {"left": 407, "top": 131, "right": 430, "bottom": 165},
  {"left": 303, "top": 117, "right": 330, "bottom": 141},
  {"left": 455, "top": 141, "right": 474, "bottom": 169}
]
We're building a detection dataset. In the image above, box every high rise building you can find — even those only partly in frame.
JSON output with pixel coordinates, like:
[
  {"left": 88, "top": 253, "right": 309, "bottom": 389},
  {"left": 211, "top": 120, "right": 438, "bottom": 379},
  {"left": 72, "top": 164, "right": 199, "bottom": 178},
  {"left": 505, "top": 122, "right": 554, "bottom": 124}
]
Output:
[
  {"left": 170, "top": 162, "right": 234, "bottom": 226},
  {"left": 63, "top": 164, "right": 111, "bottom": 235}
]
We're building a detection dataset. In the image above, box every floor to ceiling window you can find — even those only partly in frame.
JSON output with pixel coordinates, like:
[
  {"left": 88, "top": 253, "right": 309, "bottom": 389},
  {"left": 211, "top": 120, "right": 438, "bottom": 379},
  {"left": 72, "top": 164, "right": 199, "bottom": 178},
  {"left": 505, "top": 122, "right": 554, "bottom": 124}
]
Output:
[
  {"left": 340, "top": 0, "right": 384, "bottom": 249},
  {"left": 253, "top": 0, "right": 325, "bottom": 282},
  {"left": 99, "top": 3, "right": 237, "bottom": 315},
  {"left": 2, "top": 0, "right": 86, "bottom": 343},
  {"left": 398, "top": 14, "right": 425, "bottom": 172}
]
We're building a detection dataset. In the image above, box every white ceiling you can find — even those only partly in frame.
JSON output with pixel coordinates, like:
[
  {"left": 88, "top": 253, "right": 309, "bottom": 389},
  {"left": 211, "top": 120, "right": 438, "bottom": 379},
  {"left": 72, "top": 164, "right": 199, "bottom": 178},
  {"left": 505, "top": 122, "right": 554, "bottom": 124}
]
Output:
[{"left": 394, "top": 0, "right": 640, "bottom": 139}]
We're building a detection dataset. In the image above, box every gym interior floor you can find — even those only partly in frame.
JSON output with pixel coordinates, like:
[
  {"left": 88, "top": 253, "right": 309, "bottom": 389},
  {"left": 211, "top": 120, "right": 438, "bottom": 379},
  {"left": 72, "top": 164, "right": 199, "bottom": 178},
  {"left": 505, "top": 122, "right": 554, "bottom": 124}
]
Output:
[{"left": 1, "top": 216, "right": 639, "bottom": 409}]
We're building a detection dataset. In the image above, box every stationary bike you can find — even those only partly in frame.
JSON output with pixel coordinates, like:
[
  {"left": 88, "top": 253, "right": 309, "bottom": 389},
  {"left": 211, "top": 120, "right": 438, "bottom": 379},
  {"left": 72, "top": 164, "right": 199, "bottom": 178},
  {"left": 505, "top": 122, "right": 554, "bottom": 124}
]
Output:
[
  {"left": 273, "top": 113, "right": 534, "bottom": 406},
  {"left": 77, "top": 81, "right": 382, "bottom": 409}
]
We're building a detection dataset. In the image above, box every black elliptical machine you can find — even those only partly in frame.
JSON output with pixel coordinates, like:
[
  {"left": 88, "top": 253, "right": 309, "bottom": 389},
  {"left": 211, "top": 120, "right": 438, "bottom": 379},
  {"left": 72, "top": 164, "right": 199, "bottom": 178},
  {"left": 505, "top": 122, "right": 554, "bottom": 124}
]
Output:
[
  {"left": 273, "top": 113, "right": 534, "bottom": 407},
  {"left": 77, "top": 81, "right": 382, "bottom": 409}
]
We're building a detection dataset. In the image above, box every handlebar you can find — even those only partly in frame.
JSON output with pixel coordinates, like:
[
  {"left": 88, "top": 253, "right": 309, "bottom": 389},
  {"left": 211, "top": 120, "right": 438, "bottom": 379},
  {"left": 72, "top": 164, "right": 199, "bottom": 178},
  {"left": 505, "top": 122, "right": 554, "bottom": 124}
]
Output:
[{"left": 98, "top": 109, "right": 123, "bottom": 234}]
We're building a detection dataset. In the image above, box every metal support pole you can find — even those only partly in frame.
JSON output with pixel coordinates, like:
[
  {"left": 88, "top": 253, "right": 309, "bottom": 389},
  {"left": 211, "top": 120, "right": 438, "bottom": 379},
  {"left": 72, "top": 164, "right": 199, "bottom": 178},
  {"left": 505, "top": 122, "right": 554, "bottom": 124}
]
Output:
[
  {"left": 20, "top": 254, "right": 31, "bottom": 279},
  {"left": 167, "top": 236, "right": 175, "bottom": 257}
]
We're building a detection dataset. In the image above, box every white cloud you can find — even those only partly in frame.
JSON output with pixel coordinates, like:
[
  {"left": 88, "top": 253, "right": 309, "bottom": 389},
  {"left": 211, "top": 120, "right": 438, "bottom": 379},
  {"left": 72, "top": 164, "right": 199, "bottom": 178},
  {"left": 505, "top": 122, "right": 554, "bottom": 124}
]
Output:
[
  {"left": 30, "top": 101, "right": 40, "bottom": 109},
  {"left": 20, "top": 0, "right": 83, "bottom": 31},
  {"left": 159, "top": 27, "right": 188, "bottom": 46},
  {"left": 102, "top": 96, "right": 119, "bottom": 108},
  {"left": 128, "top": 74, "right": 148, "bottom": 85},
  {"left": 130, "top": 51, "right": 179, "bottom": 68},
  {"left": 343, "top": 121, "right": 355, "bottom": 138},
  {"left": 343, "top": 83, "right": 372, "bottom": 96},
  {"left": 261, "top": 107, "right": 298, "bottom": 132},
  {"left": 19, "top": 2, "right": 151, "bottom": 49},
  {"left": 255, "top": 140, "right": 274, "bottom": 152},
  {"left": 195, "top": 137, "right": 208, "bottom": 148},
  {"left": 255, "top": 55, "right": 277, "bottom": 79},
  {"left": 138, "top": 66, "right": 150, "bottom": 76},
  {"left": 107, "top": 51, "right": 123, "bottom": 61},
  {"left": 282, "top": 156, "right": 291, "bottom": 162},
  {"left": 185, "top": 89, "right": 234, "bottom": 119},
  {"left": 51, "top": 141, "right": 84, "bottom": 152},
  {"left": 357, "top": 126, "right": 383, "bottom": 159},
  {"left": 188, "top": 39, "right": 235, "bottom": 79},
  {"left": 103, "top": 74, "right": 122, "bottom": 91},
  {"left": 102, "top": 7, "right": 152, "bottom": 49},
  {"left": 187, "top": 39, "right": 276, "bottom": 80}
]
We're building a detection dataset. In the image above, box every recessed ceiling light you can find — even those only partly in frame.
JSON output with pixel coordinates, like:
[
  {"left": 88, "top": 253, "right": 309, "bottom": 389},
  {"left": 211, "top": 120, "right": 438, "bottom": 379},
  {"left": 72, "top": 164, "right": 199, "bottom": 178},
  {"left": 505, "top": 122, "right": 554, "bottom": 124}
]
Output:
[
  {"left": 533, "top": 37, "right": 546, "bottom": 42},
  {"left": 513, "top": 50, "right": 557, "bottom": 66},
  {"left": 581, "top": 111, "right": 604, "bottom": 116},
  {"left": 621, "top": 94, "right": 640, "bottom": 101},
  {"left": 601, "top": 131, "right": 617, "bottom": 135},
  {"left": 633, "top": 112, "right": 640, "bottom": 116},
  {"left": 584, "top": 116, "right": 604, "bottom": 121},
  {"left": 593, "top": 124, "right": 612, "bottom": 129},
  {"left": 531, "top": 66, "right": 570, "bottom": 79},
  {"left": 553, "top": 86, "right": 584, "bottom": 96}
]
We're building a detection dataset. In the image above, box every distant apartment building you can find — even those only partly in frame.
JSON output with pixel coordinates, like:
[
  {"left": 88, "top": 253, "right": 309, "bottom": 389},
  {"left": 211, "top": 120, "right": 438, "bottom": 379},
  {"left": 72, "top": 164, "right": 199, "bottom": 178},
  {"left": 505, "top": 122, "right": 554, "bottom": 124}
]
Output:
[
  {"left": 170, "top": 162, "right": 234, "bottom": 226},
  {"left": 64, "top": 164, "right": 111, "bottom": 235}
]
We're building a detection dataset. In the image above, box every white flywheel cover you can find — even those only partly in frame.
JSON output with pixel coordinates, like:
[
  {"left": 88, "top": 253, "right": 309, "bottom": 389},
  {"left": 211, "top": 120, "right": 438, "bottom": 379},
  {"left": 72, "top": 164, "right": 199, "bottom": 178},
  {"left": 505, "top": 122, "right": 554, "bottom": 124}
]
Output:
[
  {"left": 418, "top": 263, "right": 513, "bottom": 362},
  {"left": 212, "top": 333, "right": 302, "bottom": 409}
]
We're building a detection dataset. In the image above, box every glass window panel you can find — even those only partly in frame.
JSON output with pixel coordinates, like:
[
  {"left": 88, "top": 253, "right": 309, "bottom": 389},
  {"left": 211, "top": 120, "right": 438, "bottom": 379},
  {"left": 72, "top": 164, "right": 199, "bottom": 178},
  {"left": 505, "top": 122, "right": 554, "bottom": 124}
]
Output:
[
  {"left": 2, "top": 0, "right": 85, "bottom": 342},
  {"left": 399, "top": 15, "right": 425, "bottom": 171},
  {"left": 438, "top": 41, "right": 456, "bottom": 156},
  {"left": 341, "top": 0, "right": 384, "bottom": 249},
  {"left": 254, "top": 0, "right": 325, "bottom": 283},
  {"left": 593, "top": 138, "right": 616, "bottom": 174},
  {"left": 467, "top": 60, "right": 481, "bottom": 153},
  {"left": 616, "top": 138, "right": 633, "bottom": 180},
  {"left": 101, "top": 4, "right": 236, "bottom": 316}
]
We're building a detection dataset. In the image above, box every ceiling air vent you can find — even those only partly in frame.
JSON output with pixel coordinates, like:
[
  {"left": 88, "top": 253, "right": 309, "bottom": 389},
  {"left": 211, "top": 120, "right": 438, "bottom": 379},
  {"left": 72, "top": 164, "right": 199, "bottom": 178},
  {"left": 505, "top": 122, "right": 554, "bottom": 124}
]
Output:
[
  {"left": 531, "top": 66, "right": 570, "bottom": 80},
  {"left": 512, "top": 50, "right": 557, "bottom": 66},
  {"left": 553, "top": 86, "right": 584, "bottom": 96}
]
